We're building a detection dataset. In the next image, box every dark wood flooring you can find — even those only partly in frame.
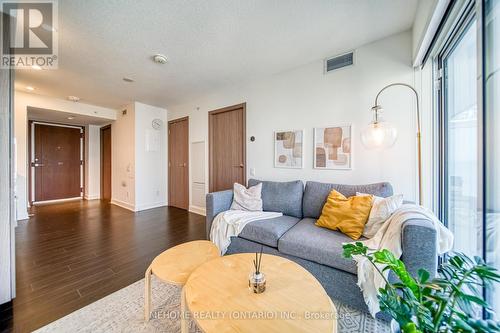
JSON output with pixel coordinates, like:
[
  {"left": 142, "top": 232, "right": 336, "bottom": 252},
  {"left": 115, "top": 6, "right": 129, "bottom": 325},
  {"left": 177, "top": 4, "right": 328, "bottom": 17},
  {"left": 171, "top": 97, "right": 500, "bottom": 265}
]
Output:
[{"left": 0, "top": 200, "right": 206, "bottom": 333}]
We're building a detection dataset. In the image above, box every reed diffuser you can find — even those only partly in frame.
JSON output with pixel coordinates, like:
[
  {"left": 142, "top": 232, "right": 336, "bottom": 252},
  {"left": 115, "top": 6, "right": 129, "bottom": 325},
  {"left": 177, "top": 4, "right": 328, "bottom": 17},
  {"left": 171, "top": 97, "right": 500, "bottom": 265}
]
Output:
[{"left": 249, "top": 247, "right": 266, "bottom": 293}]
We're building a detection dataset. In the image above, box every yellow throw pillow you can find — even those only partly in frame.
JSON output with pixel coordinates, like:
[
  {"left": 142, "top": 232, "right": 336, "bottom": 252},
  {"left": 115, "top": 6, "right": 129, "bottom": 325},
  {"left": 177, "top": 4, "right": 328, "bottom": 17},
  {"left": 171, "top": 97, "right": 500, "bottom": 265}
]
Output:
[{"left": 315, "top": 190, "right": 373, "bottom": 240}]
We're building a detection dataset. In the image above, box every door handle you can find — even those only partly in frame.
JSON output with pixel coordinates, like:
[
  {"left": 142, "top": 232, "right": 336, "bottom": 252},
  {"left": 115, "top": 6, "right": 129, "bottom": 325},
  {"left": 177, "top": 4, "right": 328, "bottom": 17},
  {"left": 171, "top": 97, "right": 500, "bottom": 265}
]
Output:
[
  {"left": 233, "top": 164, "right": 244, "bottom": 168},
  {"left": 32, "top": 163, "right": 44, "bottom": 167}
]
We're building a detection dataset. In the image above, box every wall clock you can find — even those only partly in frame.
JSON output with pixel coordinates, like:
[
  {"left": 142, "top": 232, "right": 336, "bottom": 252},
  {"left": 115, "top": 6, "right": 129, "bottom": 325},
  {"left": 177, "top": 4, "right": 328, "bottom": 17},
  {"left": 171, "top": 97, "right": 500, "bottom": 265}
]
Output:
[{"left": 152, "top": 118, "right": 163, "bottom": 130}]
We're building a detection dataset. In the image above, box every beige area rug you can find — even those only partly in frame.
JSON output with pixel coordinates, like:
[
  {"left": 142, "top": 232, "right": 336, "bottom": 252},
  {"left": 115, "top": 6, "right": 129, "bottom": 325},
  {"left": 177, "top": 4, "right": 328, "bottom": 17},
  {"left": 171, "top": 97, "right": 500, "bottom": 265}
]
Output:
[{"left": 35, "top": 276, "right": 390, "bottom": 333}]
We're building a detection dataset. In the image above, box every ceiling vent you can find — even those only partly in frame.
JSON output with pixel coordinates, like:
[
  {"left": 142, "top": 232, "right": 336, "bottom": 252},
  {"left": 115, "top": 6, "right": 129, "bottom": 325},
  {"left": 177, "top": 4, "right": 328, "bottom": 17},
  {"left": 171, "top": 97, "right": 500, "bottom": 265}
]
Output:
[{"left": 324, "top": 51, "right": 354, "bottom": 73}]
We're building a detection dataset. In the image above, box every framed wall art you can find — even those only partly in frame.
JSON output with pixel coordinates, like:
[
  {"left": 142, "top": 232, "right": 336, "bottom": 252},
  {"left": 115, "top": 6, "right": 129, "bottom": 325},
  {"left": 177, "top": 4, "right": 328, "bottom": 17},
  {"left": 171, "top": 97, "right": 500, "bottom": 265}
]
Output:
[
  {"left": 274, "top": 129, "right": 303, "bottom": 168},
  {"left": 314, "top": 125, "right": 352, "bottom": 169}
]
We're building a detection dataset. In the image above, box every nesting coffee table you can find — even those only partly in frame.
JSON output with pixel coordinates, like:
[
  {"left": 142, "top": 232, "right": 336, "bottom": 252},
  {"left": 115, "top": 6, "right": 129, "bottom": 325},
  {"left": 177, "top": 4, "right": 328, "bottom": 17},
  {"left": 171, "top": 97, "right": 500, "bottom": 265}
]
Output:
[
  {"left": 184, "top": 253, "right": 337, "bottom": 333},
  {"left": 144, "top": 240, "right": 219, "bottom": 332}
]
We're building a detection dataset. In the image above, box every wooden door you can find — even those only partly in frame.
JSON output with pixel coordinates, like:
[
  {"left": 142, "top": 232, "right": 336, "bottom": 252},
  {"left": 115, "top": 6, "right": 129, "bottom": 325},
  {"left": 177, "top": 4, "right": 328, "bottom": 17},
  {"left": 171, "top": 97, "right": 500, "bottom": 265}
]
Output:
[
  {"left": 168, "top": 117, "right": 189, "bottom": 210},
  {"left": 209, "top": 103, "right": 246, "bottom": 192},
  {"left": 101, "top": 125, "right": 112, "bottom": 202},
  {"left": 33, "top": 123, "right": 82, "bottom": 202}
]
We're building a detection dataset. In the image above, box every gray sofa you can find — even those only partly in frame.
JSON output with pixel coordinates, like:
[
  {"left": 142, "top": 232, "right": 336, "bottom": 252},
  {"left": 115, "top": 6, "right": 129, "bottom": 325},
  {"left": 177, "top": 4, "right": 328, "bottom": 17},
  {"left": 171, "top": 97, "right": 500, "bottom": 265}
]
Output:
[{"left": 206, "top": 179, "right": 438, "bottom": 317}]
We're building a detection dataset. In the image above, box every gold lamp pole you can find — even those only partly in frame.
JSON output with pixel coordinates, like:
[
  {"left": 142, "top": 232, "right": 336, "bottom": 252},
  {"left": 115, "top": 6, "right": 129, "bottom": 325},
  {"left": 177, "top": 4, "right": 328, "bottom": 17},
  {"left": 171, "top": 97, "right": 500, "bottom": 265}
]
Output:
[{"left": 361, "top": 83, "right": 422, "bottom": 206}]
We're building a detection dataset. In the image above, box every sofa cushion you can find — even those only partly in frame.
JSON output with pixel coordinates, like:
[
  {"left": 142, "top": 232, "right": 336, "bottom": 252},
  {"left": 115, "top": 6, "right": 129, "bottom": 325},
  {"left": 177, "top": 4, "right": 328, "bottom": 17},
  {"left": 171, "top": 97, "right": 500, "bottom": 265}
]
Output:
[
  {"left": 278, "top": 218, "right": 361, "bottom": 274},
  {"left": 302, "top": 181, "right": 393, "bottom": 219},
  {"left": 248, "top": 179, "right": 304, "bottom": 218},
  {"left": 239, "top": 215, "right": 300, "bottom": 248}
]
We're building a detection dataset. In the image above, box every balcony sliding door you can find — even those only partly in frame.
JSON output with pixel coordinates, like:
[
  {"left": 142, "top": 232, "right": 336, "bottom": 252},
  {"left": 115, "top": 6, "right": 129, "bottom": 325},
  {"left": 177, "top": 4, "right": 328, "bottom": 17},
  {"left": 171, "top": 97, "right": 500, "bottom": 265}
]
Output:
[{"left": 440, "top": 17, "right": 480, "bottom": 257}]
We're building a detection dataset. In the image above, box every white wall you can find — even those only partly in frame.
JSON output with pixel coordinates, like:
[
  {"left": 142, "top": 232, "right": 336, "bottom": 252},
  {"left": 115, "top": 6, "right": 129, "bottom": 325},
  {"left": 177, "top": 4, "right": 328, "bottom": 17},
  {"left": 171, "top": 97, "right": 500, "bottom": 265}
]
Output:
[
  {"left": 110, "top": 103, "right": 136, "bottom": 210},
  {"left": 134, "top": 102, "right": 168, "bottom": 211},
  {"left": 84, "top": 125, "right": 101, "bottom": 200},
  {"left": 14, "top": 91, "right": 117, "bottom": 220},
  {"left": 110, "top": 101, "right": 168, "bottom": 211},
  {"left": 0, "top": 68, "right": 15, "bottom": 304},
  {"left": 168, "top": 31, "right": 419, "bottom": 213}
]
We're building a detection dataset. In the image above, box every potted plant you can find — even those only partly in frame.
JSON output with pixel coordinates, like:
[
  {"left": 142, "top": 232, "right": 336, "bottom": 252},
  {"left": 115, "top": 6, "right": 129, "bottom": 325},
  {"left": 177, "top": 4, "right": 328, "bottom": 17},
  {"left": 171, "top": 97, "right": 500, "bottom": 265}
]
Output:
[{"left": 343, "top": 242, "right": 500, "bottom": 333}]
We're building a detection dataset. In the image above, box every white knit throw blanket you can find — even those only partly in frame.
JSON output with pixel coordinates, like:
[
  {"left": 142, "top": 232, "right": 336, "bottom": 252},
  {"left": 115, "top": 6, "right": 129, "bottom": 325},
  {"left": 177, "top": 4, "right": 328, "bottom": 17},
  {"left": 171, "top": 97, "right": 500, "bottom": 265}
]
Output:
[
  {"left": 353, "top": 204, "right": 454, "bottom": 316},
  {"left": 210, "top": 210, "right": 283, "bottom": 255}
]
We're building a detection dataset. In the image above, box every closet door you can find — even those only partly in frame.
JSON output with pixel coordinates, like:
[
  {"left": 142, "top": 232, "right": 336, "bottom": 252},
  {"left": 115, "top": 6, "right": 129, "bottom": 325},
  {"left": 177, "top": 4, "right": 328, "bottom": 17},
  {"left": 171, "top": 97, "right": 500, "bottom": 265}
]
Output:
[
  {"left": 168, "top": 117, "right": 189, "bottom": 210},
  {"left": 209, "top": 104, "right": 246, "bottom": 192}
]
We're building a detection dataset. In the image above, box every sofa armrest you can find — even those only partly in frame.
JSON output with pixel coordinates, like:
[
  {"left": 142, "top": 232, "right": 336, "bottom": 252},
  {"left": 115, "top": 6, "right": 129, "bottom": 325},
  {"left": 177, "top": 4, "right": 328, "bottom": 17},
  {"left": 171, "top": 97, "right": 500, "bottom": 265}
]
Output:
[
  {"left": 400, "top": 218, "right": 438, "bottom": 277},
  {"left": 205, "top": 190, "right": 233, "bottom": 239}
]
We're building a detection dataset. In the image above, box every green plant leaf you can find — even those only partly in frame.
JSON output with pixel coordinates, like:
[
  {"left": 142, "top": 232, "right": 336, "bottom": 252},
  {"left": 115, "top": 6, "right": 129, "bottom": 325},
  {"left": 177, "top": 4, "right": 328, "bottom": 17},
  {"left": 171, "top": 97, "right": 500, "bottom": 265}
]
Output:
[
  {"left": 417, "top": 269, "right": 430, "bottom": 284},
  {"left": 451, "top": 316, "right": 475, "bottom": 331},
  {"left": 373, "top": 250, "right": 420, "bottom": 298},
  {"left": 461, "top": 294, "right": 489, "bottom": 308},
  {"left": 356, "top": 250, "right": 499, "bottom": 333},
  {"left": 401, "top": 322, "right": 420, "bottom": 333},
  {"left": 342, "top": 242, "right": 370, "bottom": 259}
]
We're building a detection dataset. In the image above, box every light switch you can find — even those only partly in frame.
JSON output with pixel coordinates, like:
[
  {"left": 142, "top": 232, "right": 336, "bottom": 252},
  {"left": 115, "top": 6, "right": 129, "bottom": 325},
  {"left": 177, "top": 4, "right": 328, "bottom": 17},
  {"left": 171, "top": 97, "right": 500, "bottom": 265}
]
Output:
[{"left": 250, "top": 168, "right": 256, "bottom": 176}]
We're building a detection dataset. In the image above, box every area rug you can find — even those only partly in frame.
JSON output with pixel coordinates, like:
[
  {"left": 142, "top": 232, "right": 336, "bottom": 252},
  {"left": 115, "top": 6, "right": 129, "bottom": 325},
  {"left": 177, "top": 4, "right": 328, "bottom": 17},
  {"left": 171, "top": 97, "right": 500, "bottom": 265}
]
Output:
[{"left": 35, "top": 276, "right": 390, "bottom": 332}]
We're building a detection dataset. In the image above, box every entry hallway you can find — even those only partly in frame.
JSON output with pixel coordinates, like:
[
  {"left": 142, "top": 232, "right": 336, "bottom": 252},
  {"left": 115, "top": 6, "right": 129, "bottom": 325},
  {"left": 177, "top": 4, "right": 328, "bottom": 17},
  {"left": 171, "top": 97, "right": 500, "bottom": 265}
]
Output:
[{"left": 0, "top": 201, "right": 205, "bottom": 333}]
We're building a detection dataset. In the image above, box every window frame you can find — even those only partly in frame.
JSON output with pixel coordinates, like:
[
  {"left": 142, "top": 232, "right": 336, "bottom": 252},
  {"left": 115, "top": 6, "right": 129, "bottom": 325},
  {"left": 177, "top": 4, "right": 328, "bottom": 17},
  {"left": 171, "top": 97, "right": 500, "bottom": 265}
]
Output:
[{"left": 435, "top": 6, "right": 478, "bottom": 229}]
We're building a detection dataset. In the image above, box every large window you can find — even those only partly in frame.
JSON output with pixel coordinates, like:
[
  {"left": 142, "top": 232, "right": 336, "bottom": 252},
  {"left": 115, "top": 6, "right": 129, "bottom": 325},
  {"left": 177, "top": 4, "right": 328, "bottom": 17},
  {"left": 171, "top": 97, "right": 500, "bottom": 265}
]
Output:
[
  {"left": 435, "top": 0, "right": 500, "bottom": 316},
  {"left": 440, "top": 17, "right": 480, "bottom": 257}
]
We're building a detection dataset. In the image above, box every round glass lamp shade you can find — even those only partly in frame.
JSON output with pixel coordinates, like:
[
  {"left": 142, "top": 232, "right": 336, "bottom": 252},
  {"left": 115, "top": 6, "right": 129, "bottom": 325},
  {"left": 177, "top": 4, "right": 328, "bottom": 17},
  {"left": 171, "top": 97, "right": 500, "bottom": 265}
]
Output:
[{"left": 361, "top": 121, "right": 398, "bottom": 149}]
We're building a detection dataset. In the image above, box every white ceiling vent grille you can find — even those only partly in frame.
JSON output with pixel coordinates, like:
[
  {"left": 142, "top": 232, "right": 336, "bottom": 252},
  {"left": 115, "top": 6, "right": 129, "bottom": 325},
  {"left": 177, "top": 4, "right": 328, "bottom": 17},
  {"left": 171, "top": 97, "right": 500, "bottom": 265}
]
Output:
[{"left": 324, "top": 51, "right": 354, "bottom": 73}]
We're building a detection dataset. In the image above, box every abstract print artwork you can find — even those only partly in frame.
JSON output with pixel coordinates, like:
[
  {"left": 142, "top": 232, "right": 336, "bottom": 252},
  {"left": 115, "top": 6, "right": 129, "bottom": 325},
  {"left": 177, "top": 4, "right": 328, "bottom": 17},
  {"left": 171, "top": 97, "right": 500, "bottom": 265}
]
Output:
[
  {"left": 274, "top": 130, "right": 303, "bottom": 168},
  {"left": 314, "top": 125, "right": 352, "bottom": 169}
]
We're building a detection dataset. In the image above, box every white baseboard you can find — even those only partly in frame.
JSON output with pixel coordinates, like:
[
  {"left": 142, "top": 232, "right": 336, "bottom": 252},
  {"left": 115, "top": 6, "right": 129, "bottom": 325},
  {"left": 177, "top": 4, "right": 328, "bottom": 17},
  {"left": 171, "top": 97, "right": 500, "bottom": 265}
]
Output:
[
  {"left": 189, "top": 205, "right": 206, "bottom": 216},
  {"left": 135, "top": 202, "right": 167, "bottom": 212},
  {"left": 84, "top": 195, "right": 100, "bottom": 200},
  {"left": 110, "top": 199, "right": 136, "bottom": 212},
  {"left": 33, "top": 197, "right": 82, "bottom": 205},
  {"left": 110, "top": 199, "right": 169, "bottom": 212}
]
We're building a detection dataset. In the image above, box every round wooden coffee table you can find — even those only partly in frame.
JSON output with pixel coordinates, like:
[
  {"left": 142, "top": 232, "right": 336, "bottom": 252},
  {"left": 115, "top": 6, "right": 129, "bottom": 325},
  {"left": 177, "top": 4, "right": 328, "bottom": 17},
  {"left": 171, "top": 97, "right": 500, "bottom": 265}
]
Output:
[
  {"left": 144, "top": 240, "right": 219, "bottom": 332},
  {"left": 184, "top": 253, "right": 337, "bottom": 333}
]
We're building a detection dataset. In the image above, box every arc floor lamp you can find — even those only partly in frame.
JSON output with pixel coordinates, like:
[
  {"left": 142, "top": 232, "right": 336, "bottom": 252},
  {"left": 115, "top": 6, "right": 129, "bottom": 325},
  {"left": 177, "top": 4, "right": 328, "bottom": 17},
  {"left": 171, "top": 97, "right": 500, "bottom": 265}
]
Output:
[{"left": 360, "top": 83, "right": 422, "bottom": 205}]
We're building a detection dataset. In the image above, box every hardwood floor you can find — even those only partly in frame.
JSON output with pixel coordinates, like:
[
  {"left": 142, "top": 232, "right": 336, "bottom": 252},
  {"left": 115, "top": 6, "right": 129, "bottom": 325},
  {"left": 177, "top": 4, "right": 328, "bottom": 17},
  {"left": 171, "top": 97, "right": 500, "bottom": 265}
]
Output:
[{"left": 0, "top": 200, "right": 206, "bottom": 333}]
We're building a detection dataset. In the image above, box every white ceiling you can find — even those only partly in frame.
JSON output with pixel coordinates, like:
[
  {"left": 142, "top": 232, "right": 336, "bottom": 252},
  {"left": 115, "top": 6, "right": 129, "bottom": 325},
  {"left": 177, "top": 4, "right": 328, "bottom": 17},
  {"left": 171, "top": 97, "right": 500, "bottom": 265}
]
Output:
[
  {"left": 28, "top": 107, "right": 111, "bottom": 126},
  {"left": 15, "top": 0, "right": 418, "bottom": 110}
]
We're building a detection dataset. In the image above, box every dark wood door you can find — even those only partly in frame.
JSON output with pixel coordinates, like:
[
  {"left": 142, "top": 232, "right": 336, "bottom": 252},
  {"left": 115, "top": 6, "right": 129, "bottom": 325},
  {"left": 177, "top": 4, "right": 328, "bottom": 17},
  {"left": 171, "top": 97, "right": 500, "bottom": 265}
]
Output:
[
  {"left": 168, "top": 117, "right": 189, "bottom": 209},
  {"left": 34, "top": 124, "right": 82, "bottom": 202},
  {"left": 209, "top": 103, "right": 246, "bottom": 192},
  {"left": 101, "top": 125, "right": 112, "bottom": 202}
]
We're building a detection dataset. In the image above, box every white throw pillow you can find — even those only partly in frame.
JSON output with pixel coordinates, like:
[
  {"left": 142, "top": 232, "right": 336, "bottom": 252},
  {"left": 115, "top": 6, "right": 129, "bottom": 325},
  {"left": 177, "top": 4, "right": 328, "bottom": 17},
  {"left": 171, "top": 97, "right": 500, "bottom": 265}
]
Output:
[
  {"left": 230, "top": 183, "right": 263, "bottom": 211},
  {"left": 357, "top": 192, "right": 404, "bottom": 238}
]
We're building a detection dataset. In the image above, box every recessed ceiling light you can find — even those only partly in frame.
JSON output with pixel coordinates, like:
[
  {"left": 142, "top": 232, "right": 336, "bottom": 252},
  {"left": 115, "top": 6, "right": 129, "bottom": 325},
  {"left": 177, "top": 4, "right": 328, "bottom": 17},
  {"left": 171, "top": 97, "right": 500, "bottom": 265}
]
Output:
[
  {"left": 123, "top": 77, "right": 134, "bottom": 82},
  {"left": 67, "top": 116, "right": 75, "bottom": 120},
  {"left": 26, "top": 86, "right": 35, "bottom": 91},
  {"left": 31, "top": 65, "right": 42, "bottom": 70},
  {"left": 152, "top": 54, "right": 168, "bottom": 64},
  {"left": 67, "top": 96, "right": 80, "bottom": 102}
]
